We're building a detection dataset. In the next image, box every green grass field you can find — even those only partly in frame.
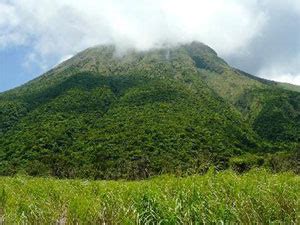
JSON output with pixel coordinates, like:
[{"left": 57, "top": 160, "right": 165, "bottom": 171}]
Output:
[{"left": 0, "top": 169, "right": 299, "bottom": 224}]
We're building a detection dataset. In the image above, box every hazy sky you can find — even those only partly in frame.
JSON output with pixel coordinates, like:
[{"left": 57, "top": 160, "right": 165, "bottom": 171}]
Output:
[{"left": 1, "top": 0, "right": 300, "bottom": 92}]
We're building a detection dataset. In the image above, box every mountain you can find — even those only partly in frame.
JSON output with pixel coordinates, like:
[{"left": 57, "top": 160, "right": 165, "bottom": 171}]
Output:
[
  {"left": 277, "top": 82, "right": 300, "bottom": 93},
  {"left": 0, "top": 42, "right": 299, "bottom": 179}
]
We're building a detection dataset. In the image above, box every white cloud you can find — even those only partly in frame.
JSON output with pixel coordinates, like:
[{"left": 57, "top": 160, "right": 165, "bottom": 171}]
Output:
[
  {"left": 272, "top": 74, "right": 300, "bottom": 85},
  {"left": 259, "top": 70, "right": 300, "bottom": 85},
  {"left": 56, "top": 54, "right": 74, "bottom": 65},
  {"left": 0, "top": 1, "right": 265, "bottom": 61},
  {"left": 0, "top": 0, "right": 300, "bottom": 85},
  {"left": 258, "top": 54, "right": 300, "bottom": 85}
]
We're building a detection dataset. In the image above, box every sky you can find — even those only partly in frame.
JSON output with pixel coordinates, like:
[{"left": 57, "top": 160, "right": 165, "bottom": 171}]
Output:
[{"left": 1, "top": 0, "right": 300, "bottom": 92}]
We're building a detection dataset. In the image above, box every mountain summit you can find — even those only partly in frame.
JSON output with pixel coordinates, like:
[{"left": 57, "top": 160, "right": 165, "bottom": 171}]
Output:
[{"left": 0, "top": 42, "right": 299, "bottom": 178}]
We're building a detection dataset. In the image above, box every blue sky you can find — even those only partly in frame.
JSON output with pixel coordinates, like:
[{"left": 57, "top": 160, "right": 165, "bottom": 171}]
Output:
[
  {"left": 0, "top": 46, "right": 43, "bottom": 92},
  {"left": 1, "top": 0, "right": 300, "bottom": 93}
]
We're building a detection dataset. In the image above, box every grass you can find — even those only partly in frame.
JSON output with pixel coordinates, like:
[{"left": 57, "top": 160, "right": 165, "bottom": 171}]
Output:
[{"left": 0, "top": 169, "right": 299, "bottom": 224}]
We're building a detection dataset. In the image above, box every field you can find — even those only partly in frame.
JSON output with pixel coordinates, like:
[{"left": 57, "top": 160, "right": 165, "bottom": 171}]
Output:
[{"left": 0, "top": 169, "right": 299, "bottom": 224}]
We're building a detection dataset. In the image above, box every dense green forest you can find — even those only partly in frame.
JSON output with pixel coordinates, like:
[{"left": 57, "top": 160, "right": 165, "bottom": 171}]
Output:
[{"left": 0, "top": 42, "right": 299, "bottom": 179}]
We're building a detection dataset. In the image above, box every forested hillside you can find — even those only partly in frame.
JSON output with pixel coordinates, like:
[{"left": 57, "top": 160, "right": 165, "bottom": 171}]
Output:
[{"left": 0, "top": 42, "right": 299, "bottom": 178}]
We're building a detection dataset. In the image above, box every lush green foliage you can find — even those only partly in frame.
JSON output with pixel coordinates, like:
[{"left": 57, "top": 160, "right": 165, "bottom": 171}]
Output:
[
  {"left": 0, "top": 42, "right": 299, "bottom": 178},
  {"left": 0, "top": 170, "right": 299, "bottom": 224},
  {"left": 0, "top": 74, "right": 258, "bottom": 178},
  {"left": 236, "top": 88, "right": 300, "bottom": 142},
  {"left": 277, "top": 82, "right": 300, "bottom": 93}
]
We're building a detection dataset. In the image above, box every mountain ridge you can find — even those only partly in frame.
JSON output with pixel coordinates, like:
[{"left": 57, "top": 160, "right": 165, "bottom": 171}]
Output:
[{"left": 0, "top": 42, "right": 299, "bottom": 178}]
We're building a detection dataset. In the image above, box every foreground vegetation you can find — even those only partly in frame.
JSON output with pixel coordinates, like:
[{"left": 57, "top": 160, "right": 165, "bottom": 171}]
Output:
[{"left": 0, "top": 169, "right": 299, "bottom": 224}]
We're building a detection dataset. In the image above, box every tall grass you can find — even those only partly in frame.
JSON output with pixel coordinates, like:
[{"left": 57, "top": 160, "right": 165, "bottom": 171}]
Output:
[{"left": 0, "top": 169, "right": 299, "bottom": 224}]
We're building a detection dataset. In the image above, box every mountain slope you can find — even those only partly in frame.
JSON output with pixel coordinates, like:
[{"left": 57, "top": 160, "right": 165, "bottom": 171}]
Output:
[
  {"left": 0, "top": 42, "right": 299, "bottom": 178},
  {"left": 276, "top": 82, "right": 300, "bottom": 92}
]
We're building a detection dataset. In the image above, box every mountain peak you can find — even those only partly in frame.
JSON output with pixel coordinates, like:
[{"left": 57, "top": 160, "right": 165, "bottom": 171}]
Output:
[
  {"left": 0, "top": 42, "right": 299, "bottom": 178},
  {"left": 51, "top": 42, "right": 227, "bottom": 79}
]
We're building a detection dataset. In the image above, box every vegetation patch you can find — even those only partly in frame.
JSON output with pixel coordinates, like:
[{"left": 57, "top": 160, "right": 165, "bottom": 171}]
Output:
[{"left": 0, "top": 170, "right": 299, "bottom": 224}]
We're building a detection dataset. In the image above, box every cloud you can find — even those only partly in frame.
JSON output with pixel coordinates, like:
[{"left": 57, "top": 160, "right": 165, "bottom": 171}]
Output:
[
  {"left": 0, "top": 0, "right": 300, "bottom": 85},
  {"left": 258, "top": 54, "right": 300, "bottom": 85},
  {"left": 225, "top": 0, "right": 300, "bottom": 85},
  {"left": 0, "top": 1, "right": 26, "bottom": 47},
  {"left": 57, "top": 55, "right": 74, "bottom": 65},
  {"left": 1, "top": 0, "right": 265, "bottom": 53}
]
